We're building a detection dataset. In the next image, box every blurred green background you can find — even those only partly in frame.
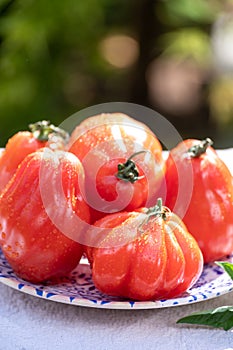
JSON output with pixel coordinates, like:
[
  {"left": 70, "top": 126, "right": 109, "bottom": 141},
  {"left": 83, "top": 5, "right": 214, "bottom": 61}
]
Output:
[{"left": 0, "top": 0, "right": 233, "bottom": 148}]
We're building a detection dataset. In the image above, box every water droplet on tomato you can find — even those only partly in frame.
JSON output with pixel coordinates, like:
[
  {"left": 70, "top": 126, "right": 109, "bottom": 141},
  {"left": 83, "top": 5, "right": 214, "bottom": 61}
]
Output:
[
  {"left": 8, "top": 210, "right": 14, "bottom": 218},
  {"left": 6, "top": 245, "right": 12, "bottom": 251}
]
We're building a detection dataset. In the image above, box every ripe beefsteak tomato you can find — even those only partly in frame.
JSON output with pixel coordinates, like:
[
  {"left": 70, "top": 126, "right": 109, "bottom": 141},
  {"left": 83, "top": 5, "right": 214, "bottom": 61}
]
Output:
[
  {"left": 0, "top": 148, "right": 90, "bottom": 283},
  {"left": 68, "top": 113, "right": 165, "bottom": 222},
  {"left": 85, "top": 199, "right": 203, "bottom": 301},
  {"left": 165, "top": 138, "right": 233, "bottom": 263},
  {"left": 0, "top": 120, "right": 69, "bottom": 193}
]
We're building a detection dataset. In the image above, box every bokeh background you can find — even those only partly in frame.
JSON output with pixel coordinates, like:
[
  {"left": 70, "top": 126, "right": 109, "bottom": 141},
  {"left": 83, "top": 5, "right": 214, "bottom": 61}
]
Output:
[{"left": 0, "top": 0, "right": 233, "bottom": 148}]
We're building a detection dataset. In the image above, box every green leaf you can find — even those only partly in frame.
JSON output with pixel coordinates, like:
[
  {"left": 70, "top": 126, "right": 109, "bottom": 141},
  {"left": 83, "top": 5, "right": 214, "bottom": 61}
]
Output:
[
  {"left": 177, "top": 261, "right": 233, "bottom": 330},
  {"left": 177, "top": 306, "right": 233, "bottom": 331},
  {"left": 215, "top": 261, "right": 233, "bottom": 280}
]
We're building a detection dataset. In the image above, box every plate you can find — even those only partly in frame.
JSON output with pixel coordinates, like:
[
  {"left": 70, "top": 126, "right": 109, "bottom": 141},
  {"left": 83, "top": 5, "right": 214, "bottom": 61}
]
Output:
[{"left": 0, "top": 249, "right": 233, "bottom": 309}]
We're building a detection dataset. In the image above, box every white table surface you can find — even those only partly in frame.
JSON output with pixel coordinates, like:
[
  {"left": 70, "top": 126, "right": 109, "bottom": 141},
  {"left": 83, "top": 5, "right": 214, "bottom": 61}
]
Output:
[{"left": 0, "top": 149, "right": 233, "bottom": 350}]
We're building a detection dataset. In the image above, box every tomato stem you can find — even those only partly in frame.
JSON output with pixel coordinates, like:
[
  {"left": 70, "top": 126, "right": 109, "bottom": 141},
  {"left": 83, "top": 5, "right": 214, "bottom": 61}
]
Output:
[
  {"left": 115, "top": 150, "right": 146, "bottom": 183},
  {"left": 29, "top": 120, "right": 69, "bottom": 144},
  {"left": 187, "top": 138, "right": 213, "bottom": 158},
  {"left": 139, "top": 198, "right": 170, "bottom": 232},
  {"left": 146, "top": 198, "right": 169, "bottom": 221}
]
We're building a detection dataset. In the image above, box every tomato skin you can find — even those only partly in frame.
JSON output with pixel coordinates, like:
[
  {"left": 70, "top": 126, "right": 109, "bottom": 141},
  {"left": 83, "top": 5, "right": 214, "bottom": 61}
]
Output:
[
  {"left": 85, "top": 205, "right": 203, "bottom": 301},
  {"left": 0, "top": 149, "right": 90, "bottom": 283},
  {"left": 0, "top": 121, "right": 69, "bottom": 193},
  {"left": 165, "top": 139, "right": 233, "bottom": 263},
  {"left": 0, "top": 132, "right": 45, "bottom": 193},
  {"left": 68, "top": 113, "right": 165, "bottom": 222}
]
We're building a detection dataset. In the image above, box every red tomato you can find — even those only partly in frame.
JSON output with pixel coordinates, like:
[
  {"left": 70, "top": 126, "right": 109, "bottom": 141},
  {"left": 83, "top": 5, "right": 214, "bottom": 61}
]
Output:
[
  {"left": 85, "top": 199, "right": 203, "bottom": 301},
  {"left": 0, "top": 120, "right": 69, "bottom": 193},
  {"left": 165, "top": 138, "right": 233, "bottom": 263},
  {"left": 0, "top": 148, "right": 90, "bottom": 283},
  {"left": 68, "top": 113, "right": 165, "bottom": 222}
]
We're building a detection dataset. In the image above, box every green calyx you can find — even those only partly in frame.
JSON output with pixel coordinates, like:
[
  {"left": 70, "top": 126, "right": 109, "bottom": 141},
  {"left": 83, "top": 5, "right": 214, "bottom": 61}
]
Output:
[
  {"left": 187, "top": 138, "right": 213, "bottom": 158},
  {"left": 139, "top": 198, "right": 170, "bottom": 232},
  {"left": 29, "top": 120, "right": 69, "bottom": 143},
  {"left": 145, "top": 198, "right": 170, "bottom": 221},
  {"left": 115, "top": 150, "right": 146, "bottom": 183}
]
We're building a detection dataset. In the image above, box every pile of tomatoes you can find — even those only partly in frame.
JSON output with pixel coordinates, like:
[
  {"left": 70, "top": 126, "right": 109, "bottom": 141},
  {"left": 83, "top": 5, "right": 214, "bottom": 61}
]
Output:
[{"left": 0, "top": 114, "right": 232, "bottom": 301}]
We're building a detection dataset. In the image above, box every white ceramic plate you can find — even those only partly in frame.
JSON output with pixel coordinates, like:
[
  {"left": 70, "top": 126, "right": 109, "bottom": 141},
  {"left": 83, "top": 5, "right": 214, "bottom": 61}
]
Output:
[{"left": 0, "top": 249, "right": 233, "bottom": 309}]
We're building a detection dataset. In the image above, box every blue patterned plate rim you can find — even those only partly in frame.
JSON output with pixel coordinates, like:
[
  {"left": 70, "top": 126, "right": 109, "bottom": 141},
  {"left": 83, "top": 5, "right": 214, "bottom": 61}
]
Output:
[{"left": 0, "top": 249, "right": 232, "bottom": 309}]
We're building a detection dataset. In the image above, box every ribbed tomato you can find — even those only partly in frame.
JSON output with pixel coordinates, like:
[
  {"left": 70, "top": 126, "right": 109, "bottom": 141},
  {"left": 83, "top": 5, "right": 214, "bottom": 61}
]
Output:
[
  {"left": 0, "top": 148, "right": 90, "bottom": 283},
  {"left": 0, "top": 120, "right": 69, "bottom": 193},
  {"left": 68, "top": 113, "right": 165, "bottom": 222},
  {"left": 85, "top": 199, "right": 203, "bottom": 301},
  {"left": 165, "top": 138, "right": 233, "bottom": 263}
]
